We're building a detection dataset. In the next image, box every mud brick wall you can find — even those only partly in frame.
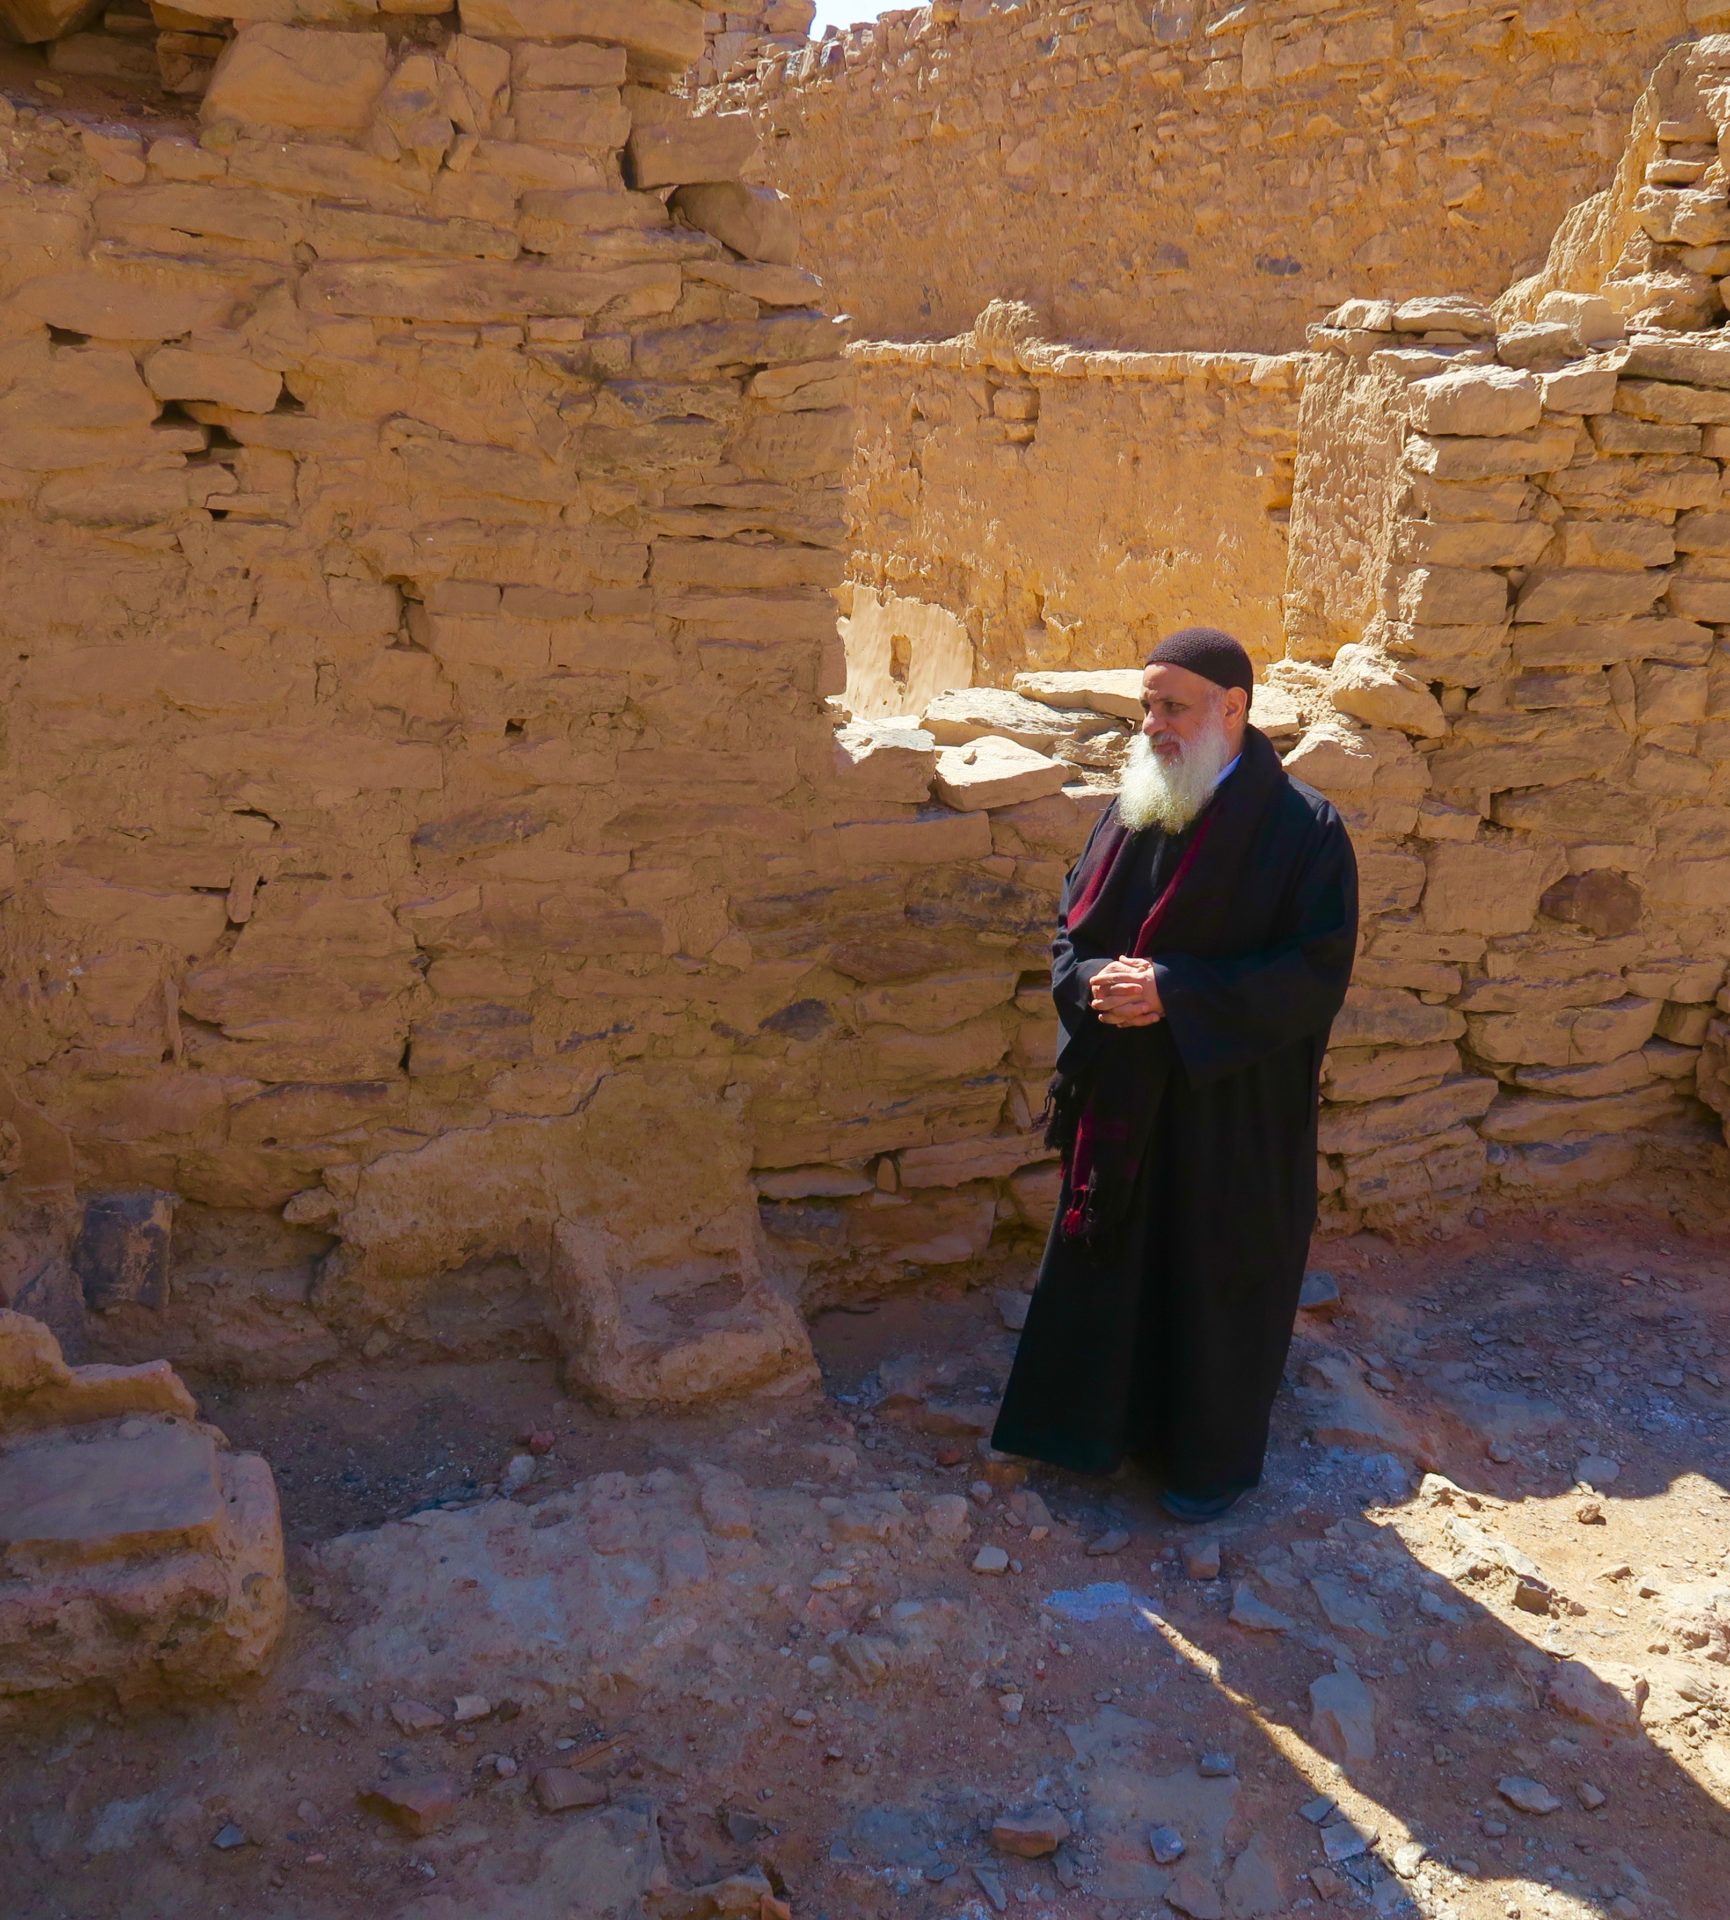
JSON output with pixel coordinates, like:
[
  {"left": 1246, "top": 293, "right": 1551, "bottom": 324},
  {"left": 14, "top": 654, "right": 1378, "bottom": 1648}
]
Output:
[
  {"left": 731, "top": 0, "right": 1699, "bottom": 354},
  {"left": 841, "top": 301, "right": 1302, "bottom": 702}
]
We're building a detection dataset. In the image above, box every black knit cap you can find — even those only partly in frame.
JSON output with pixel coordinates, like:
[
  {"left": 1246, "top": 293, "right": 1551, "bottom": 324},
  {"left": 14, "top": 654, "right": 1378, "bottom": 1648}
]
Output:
[{"left": 1144, "top": 625, "right": 1254, "bottom": 697}]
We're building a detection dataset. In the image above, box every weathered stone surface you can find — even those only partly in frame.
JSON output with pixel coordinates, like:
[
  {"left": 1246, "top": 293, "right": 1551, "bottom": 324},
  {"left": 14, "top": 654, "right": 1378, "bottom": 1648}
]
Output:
[
  {"left": 1012, "top": 670, "right": 1145, "bottom": 721},
  {"left": 202, "top": 26, "right": 391, "bottom": 133},
  {"left": 933, "top": 737, "right": 1069, "bottom": 810},
  {"left": 627, "top": 112, "right": 756, "bottom": 191},
  {"left": 0, "top": 1315, "right": 284, "bottom": 1710},
  {"left": 672, "top": 182, "right": 800, "bottom": 265},
  {"left": 1309, "top": 1667, "right": 1376, "bottom": 1763}
]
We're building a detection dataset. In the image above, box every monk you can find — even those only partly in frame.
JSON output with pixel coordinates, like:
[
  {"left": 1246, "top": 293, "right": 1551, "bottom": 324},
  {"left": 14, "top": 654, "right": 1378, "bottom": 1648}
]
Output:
[{"left": 992, "top": 627, "right": 1358, "bottom": 1521}]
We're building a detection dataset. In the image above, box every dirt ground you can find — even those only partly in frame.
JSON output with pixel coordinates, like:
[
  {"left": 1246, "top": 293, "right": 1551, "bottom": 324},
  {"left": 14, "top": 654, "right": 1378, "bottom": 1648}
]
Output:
[{"left": 4, "top": 1201, "right": 1730, "bottom": 1920}]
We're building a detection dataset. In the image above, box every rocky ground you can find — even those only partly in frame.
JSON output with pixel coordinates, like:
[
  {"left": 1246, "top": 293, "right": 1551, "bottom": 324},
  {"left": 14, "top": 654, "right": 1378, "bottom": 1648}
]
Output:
[{"left": 4, "top": 1202, "right": 1729, "bottom": 1920}]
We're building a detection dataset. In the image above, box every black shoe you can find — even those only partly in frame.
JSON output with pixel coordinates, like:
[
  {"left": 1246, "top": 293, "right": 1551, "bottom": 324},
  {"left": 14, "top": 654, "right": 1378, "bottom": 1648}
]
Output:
[{"left": 1157, "top": 1486, "right": 1244, "bottom": 1523}]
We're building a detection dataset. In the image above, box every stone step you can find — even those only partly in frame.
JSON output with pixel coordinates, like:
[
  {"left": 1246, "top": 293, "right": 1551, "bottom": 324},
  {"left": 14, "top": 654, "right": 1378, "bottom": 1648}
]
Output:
[{"left": 0, "top": 1419, "right": 223, "bottom": 1561}]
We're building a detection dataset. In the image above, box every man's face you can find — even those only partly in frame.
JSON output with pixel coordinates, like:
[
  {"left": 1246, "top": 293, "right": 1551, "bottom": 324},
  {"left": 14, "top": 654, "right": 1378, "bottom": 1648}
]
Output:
[{"left": 1141, "top": 662, "right": 1242, "bottom": 759}]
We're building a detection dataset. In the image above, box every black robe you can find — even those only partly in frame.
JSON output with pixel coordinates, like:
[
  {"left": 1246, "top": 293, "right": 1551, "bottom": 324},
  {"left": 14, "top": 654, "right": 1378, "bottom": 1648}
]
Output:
[{"left": 991, "top": 726, "right": 1358, "bottom": 1497}]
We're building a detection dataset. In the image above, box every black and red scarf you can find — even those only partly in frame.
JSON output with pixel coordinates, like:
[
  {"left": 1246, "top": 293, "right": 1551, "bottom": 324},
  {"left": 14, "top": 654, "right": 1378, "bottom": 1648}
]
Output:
[{"left": 1046, "top": 725, "right": 1287, "bottom": 1251}]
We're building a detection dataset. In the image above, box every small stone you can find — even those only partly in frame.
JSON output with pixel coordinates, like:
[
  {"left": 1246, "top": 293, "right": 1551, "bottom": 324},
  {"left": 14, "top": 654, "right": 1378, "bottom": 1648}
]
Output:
[
  {"left": 1482, "top": 1817, "right": 1509, "bottom": 1837},
  {"left": 494, "top": 1755, "right": 518, "bottom": 1779},
  {"left": 1576, "top": 1499, "right": 1605, "bottom": 1525},
  {"left": 990, "top": 1802, "right": 1069, "bottom": 1857},
  {"left": 501, "top": 1453, "right": 537, "bottom": 1493},
  {"left": 1497, "top": 1775, "right": 1562, "bottom": 1816},
  {"left": 452, "top": 1693, "right": 490, "bottom": 1723},
  {"left": 972, "top": 1545, "right": 1010, "bottom": 1576},
  {"left": 389, "top": 1698, "right": 444, "bottom": 1735},
  {"left": 533, "top": 1768, "right": 608, "bottom": 1814},
  {"left": 523, "top": 1429, "right": 556, "bottom": 1456},
  {"left": 1088, "top": 1528, "right": 1130, "bottom": 1557},
  {"left": 1488, "top": 1441, "right": 1515, "bottom": 1464},
  {"left": 1299, "top": 1269, "right": 1341, "bottom": 1315},
  {"left": 1577, "top": 1781, "right": 1606, "bottom": 1810},
  {"left": 787, "top": 1707, "right": 816, "bottom": 1728},
  {"left": 1310, "top": 1865, "right": 1345, "bottom": 1898},
  {"left": 809, "top": 1566, "right": 852, "bottom": 1591},
  {"left": 1148, "top": 1823, "right": 1186, "bottom": 1864},
  {"left": 1512, "top": 1579, "right": 1552, "bottom": 1614},
  {"left": 1182, "top": 1537, "right": 1222, "bottom": 1580},
  {"left": 1366, "top": 1370, "right": 1397, "bottom": 1395},
  {"left": 1298, "top": 1795, "right": 1335, "bottom": 1825},
  {"left": 357, "top": 1775, "right": 462, "bottom": 1837},
  {"left": 1576, "top": 1454, "right": 1621, "bottom": 1485},
  {"left": 1322, "top": 1819, "right": 1373, "bottom": 1864},
  {"left": 1167, "top": 1864, "right": 1226, "bottom": 1920},
  {"left": 972, "top": 1863, "right": 1008, "bottom": 1913},
  {"left": 1310, "top": 1668, "right": 1377, "bottom": 1764},
  {"left": 1197, "top": 1750, "right": 1236, "bottom": 1778},
  {"left": 211, "top": 1823, "right": 248, "bottom": 1851},
  {"left": 995, "top": 1288, "right": 1030, "bottom": 1331},
  {"left": 1229, "top": 1582, "right": 1293, "bottom": 1632},
  {"left": 1393, "top": 1839, "right": 1426, "bottom": 1877}
]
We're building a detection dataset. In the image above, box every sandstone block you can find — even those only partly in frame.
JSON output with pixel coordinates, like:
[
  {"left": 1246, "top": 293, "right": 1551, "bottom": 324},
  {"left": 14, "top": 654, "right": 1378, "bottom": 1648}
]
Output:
[
  {"left": 922, "top": 687, "right": 1072, "bottom": 752},
  {"left": 1329, "top": 986, "right": 1464, "bottom": 1051},
  {"left": 1317, "top": 1076, "right": 1496, "bottom": 1157},
  {"left": 1620, "top": 332, "right": 1730, "bottom": 389},
  {"left": 0, "top": 0, "right": 102, "bottom": 38},
  {"left": 627, "top": 111, "right": 756, "bottom": 190},
  {"left": 143, "top": 345, "right": 281, "bottom": 413},
  {"left": 0, "top": 1328, "right": 284, "bottom": 1712},
  {"left": 1422, "top": 839, "right": 1566, "bottom": 936},
  {"left": 1011, "top": 669, "right": 1144, "bottom": 721},
  {"left": 1617, "top": 378, "right": 1730, "bottom": 425},
  {"left": 1410, "top": 366, "right": 1541, "bottom": 437},
  {"left": 459, "top": 0, "right": 703, "bottom": 71},
  {"left": 511, "top": 42, "right": 625, "bottom": 87},
  {"left": 1328, "top": 643, "right": 1446, "bottom": 737},
  {"left": 1478, "top": 1080, "right": 1676, "bottom": 1145},
  {"left": 1405, "top": 424, "right": 1577, "bottom": 481},
  {"left": 13, "top": 268, "right": 234, "bottom": 342},
  {"left": 202, "top": 26, "right": 391, "bottom": 133},
  {"left": 934, "top": 737, "right": 1068, "bottom": 810},
  {"left": 1514, "top": 570, "right": 1667, "bottom": 624},
  {"left": 301, "top": 259, "right": 678, "bottom": 321},
  {"left": 832, "top": 719, "right": 937, "bottom": 805},
  {"left": 1389, "top": 566, "right": 1509, "bottom": 627},
  {"left": 672, "top": 182, "right": 800, "bottom": 266},
  {"left": 512, "top": 88, "right": 631, "bottom": 152},
  {"left": 1539, "top": 362, "right": 1620, "bottom": 415}
]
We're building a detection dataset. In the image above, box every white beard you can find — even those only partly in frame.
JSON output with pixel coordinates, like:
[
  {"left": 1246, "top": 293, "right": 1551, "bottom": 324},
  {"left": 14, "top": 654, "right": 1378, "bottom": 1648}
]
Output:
[{"left": 1117, "top": 714, "right": 1236, "bottom": 834}]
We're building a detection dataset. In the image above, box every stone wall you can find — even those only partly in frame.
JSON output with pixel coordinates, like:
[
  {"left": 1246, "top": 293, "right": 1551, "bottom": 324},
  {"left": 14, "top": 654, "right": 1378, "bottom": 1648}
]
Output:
[
  {"left": 732, "top": 0, "right": 1702, "bottom": 354},
  {"left": 842, "top": 298, "right": 1302, "bottom": 703},
  {"left": 1279, "top": 276, "right": 1730, "bottom": 1225},
  {"left": 692, "top": 0, "right": 814, "bottom": 90}
]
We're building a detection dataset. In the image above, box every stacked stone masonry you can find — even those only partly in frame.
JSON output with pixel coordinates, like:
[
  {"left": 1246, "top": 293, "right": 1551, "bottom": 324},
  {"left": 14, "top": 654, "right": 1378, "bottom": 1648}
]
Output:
[
  {"left": 731, "top": 0, "right": 1705, "bottom": 353},
  {"left": 0, "top": 0, "right": 1118, "bottom": 1393},
  {"left": 1, "top": 3, "right": 1729, "bottom": 1408},
  {"left": 0, "top": 1306, "right": 286, "bottom": 1712},
  {"left": 692, "top": 0, "right": 815, "bottom": 92},
  {"left": 843, "top": 298, "right": 1302, "bottom": 696}
]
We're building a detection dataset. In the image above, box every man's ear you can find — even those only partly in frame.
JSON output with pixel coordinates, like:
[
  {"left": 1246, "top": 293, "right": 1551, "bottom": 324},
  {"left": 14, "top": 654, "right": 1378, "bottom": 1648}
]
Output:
[{"left": 1226, "top": 686, "right": 1250, "bottom": 728}]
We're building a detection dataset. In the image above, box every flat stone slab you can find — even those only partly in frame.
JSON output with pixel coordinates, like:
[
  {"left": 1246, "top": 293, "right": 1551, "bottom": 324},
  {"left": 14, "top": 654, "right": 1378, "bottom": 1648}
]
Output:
[
  {"left": 1014, "top": 669, "right": 1145, "bottom": 721},
  {"left": 0, "top": 1421, "right": 222, "bottom": 1556}
]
